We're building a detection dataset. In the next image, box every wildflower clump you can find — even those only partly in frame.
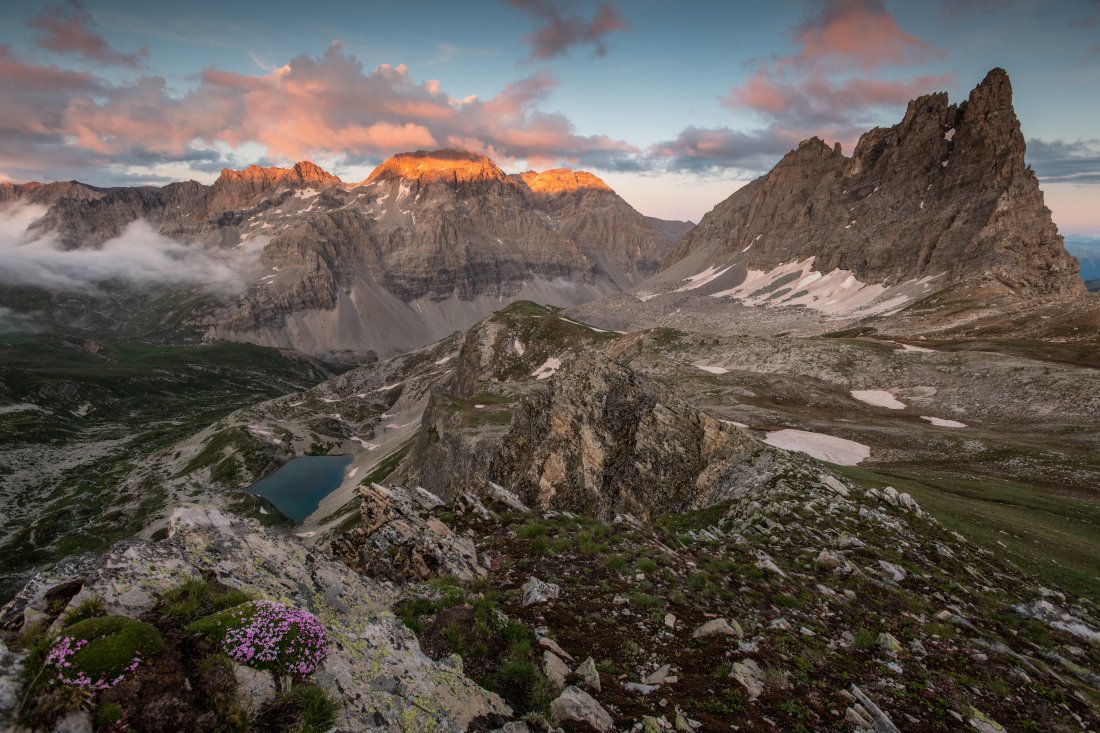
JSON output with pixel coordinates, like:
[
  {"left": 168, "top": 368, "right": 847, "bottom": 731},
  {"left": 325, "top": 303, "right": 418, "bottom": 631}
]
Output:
[
  {"left": 187, "top": 600, "right": 328, "bottom": 679},
  {"left": 43, "top": 616, "right": 163, "bottom": 690}
]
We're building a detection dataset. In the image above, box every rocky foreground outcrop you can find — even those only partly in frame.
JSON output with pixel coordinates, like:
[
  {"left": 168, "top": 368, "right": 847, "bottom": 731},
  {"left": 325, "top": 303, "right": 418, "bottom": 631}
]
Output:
[
  {"left": 0, "top": 506, "right": 508, "bottom": 732},
  {"left": 665, "top": 68, "right": 1082, "bottom": 297},
  {"left": 330, "top": 483, "right": 485, "bottom": 582},
  {"left": 327, "top": 450, "right": 1100, "bottom": 731}
]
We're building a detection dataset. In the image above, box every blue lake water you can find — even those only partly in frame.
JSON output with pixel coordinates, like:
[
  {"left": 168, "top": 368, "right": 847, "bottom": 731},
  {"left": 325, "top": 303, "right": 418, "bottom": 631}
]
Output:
[{"left": 246, "top": 455, "right": 353, "bottom": 523}]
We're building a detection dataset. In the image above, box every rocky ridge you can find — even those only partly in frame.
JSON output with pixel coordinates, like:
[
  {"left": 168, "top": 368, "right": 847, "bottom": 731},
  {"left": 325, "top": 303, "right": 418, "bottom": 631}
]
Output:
[{"left": 488, "top": 351, "right": 794, "bottom": 520}]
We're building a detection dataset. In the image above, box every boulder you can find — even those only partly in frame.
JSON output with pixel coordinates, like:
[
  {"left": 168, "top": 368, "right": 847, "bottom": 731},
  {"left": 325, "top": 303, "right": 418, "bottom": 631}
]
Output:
[
  {"left": 543, "top": 650, "right": 570, "bottom": 690},
  {"left": 730, "top": 658, "right": 765, "bottom": 700},
  {"left": 522, "top": 577, "right": 561, "bottom": 606},
  {"left": 330, "top": 483, "right": 484, "bottom": 582},
  {"left": 550, "top": 686, "right": 614, "bottom": 732},
  {"left": 691, "top": 618, "right": 743, "bottom": 639},
  {"left": 575, "top": 656, "right": 601, "bottom": 692}
]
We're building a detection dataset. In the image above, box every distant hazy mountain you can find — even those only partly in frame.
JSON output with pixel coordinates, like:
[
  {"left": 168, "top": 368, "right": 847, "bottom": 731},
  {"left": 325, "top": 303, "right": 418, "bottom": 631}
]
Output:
[{"left": 1066, "top": 236, "right": 1100, "bottom": 288}]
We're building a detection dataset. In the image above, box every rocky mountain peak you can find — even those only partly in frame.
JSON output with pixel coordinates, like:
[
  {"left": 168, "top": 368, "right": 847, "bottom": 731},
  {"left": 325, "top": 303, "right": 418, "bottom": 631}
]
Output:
[
  {"left": 0, "top": 180, "right": 106, "bottom": 206},
  {"left": 517, "top": 168, "right": 614, "bottom": 195},
  {"left": 365, "top": 148, "right": 508, "bottom": 187},
  {"left": 208, "top": 160, "right": 342, "bottom": 212},
  {"left": 664, "top": 68, "right": 1083, "bottom": 298},
  {"left": 213, "top": 160, "right": 342, "bottom": 191}
]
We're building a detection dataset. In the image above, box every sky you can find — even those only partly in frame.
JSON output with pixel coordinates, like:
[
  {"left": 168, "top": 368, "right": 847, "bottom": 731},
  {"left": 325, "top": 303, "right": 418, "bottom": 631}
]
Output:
[{"left": 0, "top": 0, "right": 1097, "bottom": 233}]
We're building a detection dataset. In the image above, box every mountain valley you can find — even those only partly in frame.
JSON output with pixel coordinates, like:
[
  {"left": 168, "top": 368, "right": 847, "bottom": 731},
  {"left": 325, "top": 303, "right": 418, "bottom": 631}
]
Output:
[{"left": 1, "top": 67, "right": 1099, "bottom": 733}]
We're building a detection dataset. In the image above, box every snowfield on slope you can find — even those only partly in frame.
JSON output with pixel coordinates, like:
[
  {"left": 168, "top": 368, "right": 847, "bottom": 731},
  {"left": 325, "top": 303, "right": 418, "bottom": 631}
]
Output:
[
  {"left": 532, "top": 357, "right": 562, "bottom": 380},
  {"left": 921, "top": 416, "right": 967, "bottom": 428},
  {"left": 763, "top": 429, "right": 871, "bottom": 465},
  {"left": 850, "top": 389, "right": 907, "bottom": 410}
]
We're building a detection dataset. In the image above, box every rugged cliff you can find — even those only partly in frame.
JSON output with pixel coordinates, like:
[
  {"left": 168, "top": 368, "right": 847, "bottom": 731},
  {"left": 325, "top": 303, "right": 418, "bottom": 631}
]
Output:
[
  {"left": 17, "top": 150, "right": 682, "bottom": 357},
  {"left": 665, "top": 68, "right": 1082, "bottom": 298}
]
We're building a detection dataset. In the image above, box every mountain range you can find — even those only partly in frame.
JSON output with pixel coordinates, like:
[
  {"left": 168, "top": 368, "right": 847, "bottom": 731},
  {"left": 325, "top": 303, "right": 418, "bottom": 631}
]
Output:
[{"left": 5, "top": 151, "right": 689, "bottom": 359}]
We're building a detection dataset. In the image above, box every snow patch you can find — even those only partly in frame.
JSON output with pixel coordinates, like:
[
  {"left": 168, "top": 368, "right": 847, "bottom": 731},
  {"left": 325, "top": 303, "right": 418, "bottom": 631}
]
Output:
[
  {"left": 351, "top": 437, "right": 380, "bottom": 450},
  {"left": 897, "top": 342, "right": 937, "bottom": 353},
  {"left": 531, "top": 357, "right": 562, "bottom": 380},
  {"left": 560, "top": 316, "right": 610, "bottom": 333},
  {"left": 921, "top": 416, "right": 967, "bottom": 428},
  {"left": 850, "top": 390, "right": 906, "bottom": 410},
  {"left": 675, "top": 263, "right": 734, "bottom": 292},
  {"left": 710, "top": 258, "right": 934, "bottom": 317},
  {"left": 694, "top": 364, "right": 728, "bottom": 374},
  {"left": 434, "top": 354, "right": 455, "bottom": 365},
  {"left": 513, "top": 338, "right": 525, "bottom": 356},
  {"left": 248, "top": 425, "right": 282, "bottom": 445},
  {"left": 373, "top": 381, "right": 405, "bottom": 392},
  {"left": 0, "top": 402, "right": 48, "bottom": 414},
  {"left": 763, "top": 429, "right": 870, "bottom": 466}
]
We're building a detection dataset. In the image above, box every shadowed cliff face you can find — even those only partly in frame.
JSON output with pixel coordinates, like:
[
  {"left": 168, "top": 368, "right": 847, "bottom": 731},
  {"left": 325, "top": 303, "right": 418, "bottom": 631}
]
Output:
[{"left": 666, "top": 68, "right": 1083, "bottom": 298}]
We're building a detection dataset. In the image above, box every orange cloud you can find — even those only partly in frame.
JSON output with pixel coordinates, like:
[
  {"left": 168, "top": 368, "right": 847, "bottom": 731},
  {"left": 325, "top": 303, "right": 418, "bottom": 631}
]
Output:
[{"left": 0, "top": 39, "right": 633, "bottom": 180}]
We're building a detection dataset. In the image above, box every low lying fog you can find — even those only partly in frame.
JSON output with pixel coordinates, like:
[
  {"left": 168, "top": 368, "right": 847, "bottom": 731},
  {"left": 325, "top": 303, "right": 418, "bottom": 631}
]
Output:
[{"left": 0, "top": 202, "right": 264, "bottom": 295}]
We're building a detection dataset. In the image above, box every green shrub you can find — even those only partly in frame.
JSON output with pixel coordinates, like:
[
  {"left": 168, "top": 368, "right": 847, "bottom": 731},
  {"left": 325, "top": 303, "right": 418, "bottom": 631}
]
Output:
[
  {"left": 62, "top": 596, "right": 106, "bottom": 627},
  {"left": 852, "top": 629, "right": 878, "bottom": 649},
  {"left": 94, "top": 702, "right": 124, "bottom": 730},
  {"left": 603, "top": 554, "right": 627, "bottom": 571},
  {"left": 160, "top": 578, "right": 212, "bottom": 619},
  {"left": 275, "top": 683, "right": 339, "bottom": 733}
]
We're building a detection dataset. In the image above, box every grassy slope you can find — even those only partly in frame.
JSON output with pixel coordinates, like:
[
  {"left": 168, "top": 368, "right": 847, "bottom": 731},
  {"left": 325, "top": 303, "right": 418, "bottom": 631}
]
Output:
[{"left": 836, "top": 464, "right": 1100, "bottom": 604}]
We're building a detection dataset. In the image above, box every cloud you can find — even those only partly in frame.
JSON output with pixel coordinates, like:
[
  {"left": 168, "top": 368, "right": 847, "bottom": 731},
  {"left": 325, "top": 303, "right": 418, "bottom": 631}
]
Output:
[
  {"left": 30, "top": 0, "right": 148, "bottom": 68},
  {"left": 650, "top": 126, "right": 802, "bottom": 175},
  {"left": 0, "top": 306, "right": 44, "bottom": 333},
  {"left": 507, "top": 0, "right": 628, "bottom": 60},
  {"left": 1027, "top": 138, "right": 1100, "bottom": 184},
  {"left": 0, "top": 202, "right": 258, "bottom": 295},
  {"left": 649, "top": 0, "right": 949, "bottom": 176},
  {"left": 725, "top": 0, "right": 946, "bottom": 130},
  {"left": 0, "top": 40, "right": 633, "bottom": 183},
  {"left": 728, "top": 72, "right": 951, "bottom": 131}
]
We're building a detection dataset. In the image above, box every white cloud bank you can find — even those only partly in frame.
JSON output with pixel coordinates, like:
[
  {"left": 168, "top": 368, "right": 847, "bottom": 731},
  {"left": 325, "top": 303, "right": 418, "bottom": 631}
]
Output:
[{"left": 0, "top": 203, "right": 259, "bottom": 295}]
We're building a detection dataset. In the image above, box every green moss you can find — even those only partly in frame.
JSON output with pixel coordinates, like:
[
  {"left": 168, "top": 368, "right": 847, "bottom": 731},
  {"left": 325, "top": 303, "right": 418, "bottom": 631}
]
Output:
[
  {"left": 59, "top": 616, "right": 164, "bottom": 682},
  {"left": 185, "top": 602, "right": 253, "bottom": 643}
]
